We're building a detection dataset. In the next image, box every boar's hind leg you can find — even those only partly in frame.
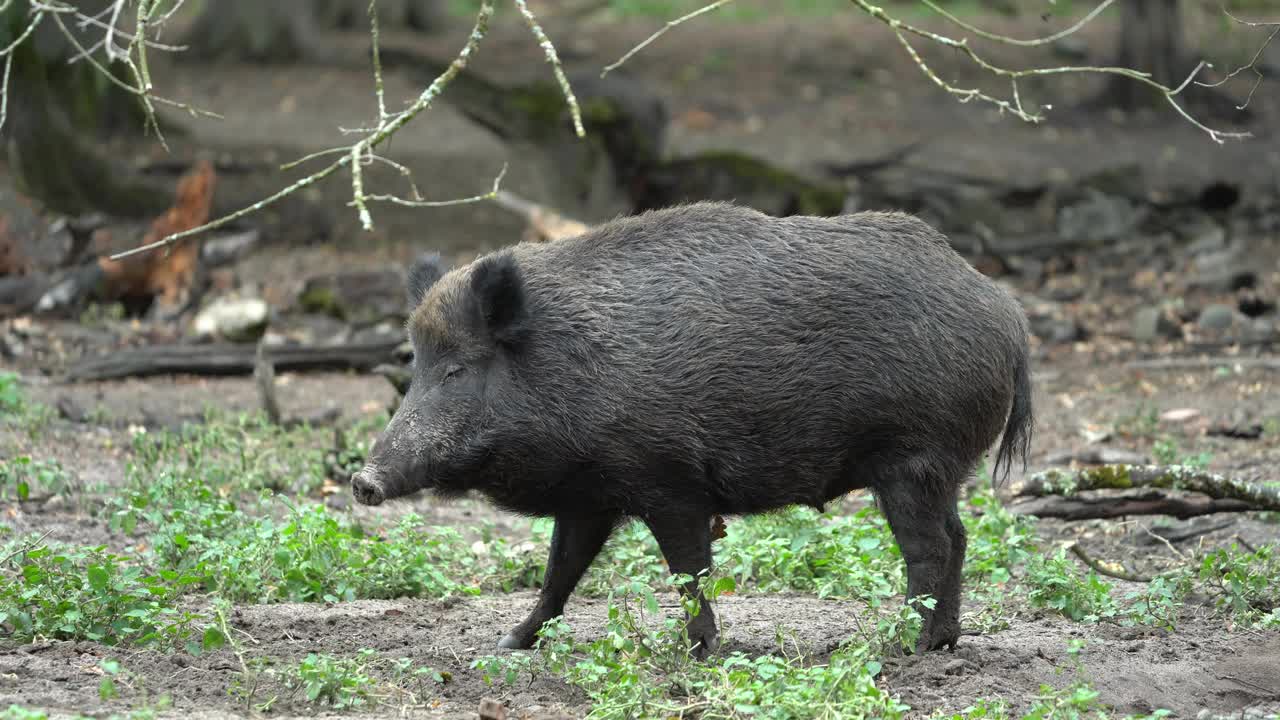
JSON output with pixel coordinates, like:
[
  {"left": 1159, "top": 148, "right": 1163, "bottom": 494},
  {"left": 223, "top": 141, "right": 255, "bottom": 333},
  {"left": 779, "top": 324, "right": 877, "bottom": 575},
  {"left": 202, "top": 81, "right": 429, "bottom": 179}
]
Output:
[
  {"left": 874, "top": 468, "right": 963, "bottom": 653},
  {"left": 499, "top": 511, "right": 620, "bottom": 650},
  {"left": 643, "top": 514, "right": 718, "bottom": 660}
]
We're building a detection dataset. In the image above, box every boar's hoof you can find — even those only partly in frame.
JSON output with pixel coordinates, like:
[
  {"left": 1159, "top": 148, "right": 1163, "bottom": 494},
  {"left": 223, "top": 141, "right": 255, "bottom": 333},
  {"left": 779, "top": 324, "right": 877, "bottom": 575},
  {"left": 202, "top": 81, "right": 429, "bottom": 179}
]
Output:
[
  {"left": 351, "top": 469, "right": 386, "bottom": 506},
  {"left": 688, "top": 626, "right": 719, "bottom": 660},
  {"left": 497, "top": 632, "right": 533, "bottom": 650}
]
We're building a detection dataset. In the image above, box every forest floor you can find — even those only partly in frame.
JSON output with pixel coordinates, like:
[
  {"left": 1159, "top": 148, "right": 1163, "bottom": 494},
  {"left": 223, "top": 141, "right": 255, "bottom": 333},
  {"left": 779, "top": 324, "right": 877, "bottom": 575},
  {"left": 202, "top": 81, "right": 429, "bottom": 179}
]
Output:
[{"left": 2, "top": 3, "right": 1280, "bottom": 719}]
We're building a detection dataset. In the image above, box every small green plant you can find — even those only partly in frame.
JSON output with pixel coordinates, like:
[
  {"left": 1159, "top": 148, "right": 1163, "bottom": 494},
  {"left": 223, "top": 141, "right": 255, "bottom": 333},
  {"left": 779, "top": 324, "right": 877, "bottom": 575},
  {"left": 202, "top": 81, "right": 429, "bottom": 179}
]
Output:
[
  {"left": 1121, "top": 570, "right": 1192, "bottom": 630},
  {"left": 0, "top": 539, "right": 218, "bottom": 650},
  {"left": 0, "top": 372, "right": 52, "bottom": 437},
  {"left": 1024, "top": 549, "right": 1117, "bottom": 623},
  {"left": 98, "top": 658, "right": 124, "bottom": 700},
  {"left": 78, "top": 301, "right": 127, "bottom": 328},
  {"left": 1152, "top": 437, "right": 1178, "bottom": 465},
  {"left": 1152, "top": 437, "right": 1212, "bottom": 469},
  {"left": 0, "top": 372, "right": 22, "bottom": 415},
  {"left": 291, "top": 651, "right": 376, "bottom": 710},
  {"left": 714, "top": 505, "right": 904, "bottom": 604},
  {"left": 473, "top": 574, "right": 911, "bottom": 720},
  {"left": 1, "top": 456, "right": 70, "bottom": 502},
  {"left": 1116, "top": 404, "right": 1160, "bottom": 439},
  {"left": 1, "top": 706, "right": 50, "bottom": 720},
  {"left": 1198, "top": 544, "right": 1280, "bottom": 623}
]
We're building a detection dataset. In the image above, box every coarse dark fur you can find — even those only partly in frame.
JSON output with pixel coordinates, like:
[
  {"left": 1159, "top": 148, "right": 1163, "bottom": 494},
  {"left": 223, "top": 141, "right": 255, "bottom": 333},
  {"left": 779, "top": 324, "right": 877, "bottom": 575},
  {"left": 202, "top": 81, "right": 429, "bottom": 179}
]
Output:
[{"left": 352, "top": 201, "right": 1033, "bottom": 657}]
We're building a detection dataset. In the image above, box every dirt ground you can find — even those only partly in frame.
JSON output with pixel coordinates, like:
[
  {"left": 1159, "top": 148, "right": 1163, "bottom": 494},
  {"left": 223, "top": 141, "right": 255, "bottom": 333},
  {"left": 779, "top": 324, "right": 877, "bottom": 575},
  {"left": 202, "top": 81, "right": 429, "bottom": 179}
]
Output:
[{"left": 3, "top": 3, "right": 1280, "bottom": 718}]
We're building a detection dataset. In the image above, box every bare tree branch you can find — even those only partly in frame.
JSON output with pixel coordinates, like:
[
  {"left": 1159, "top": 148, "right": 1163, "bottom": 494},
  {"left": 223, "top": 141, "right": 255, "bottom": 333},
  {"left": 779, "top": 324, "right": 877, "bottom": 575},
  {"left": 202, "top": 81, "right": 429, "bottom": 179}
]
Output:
[
  {"left": 111, "top": 0, "right": 503, "bottom": 261},
  {"left": 514, "top": 0, "right": 584, "bottom": 137},
  {"left": 1194, "top": 8, "right": 1280, "bottom": 112},
  {"left": 602, "top": 0, "right": 736, "bottom": 77}
]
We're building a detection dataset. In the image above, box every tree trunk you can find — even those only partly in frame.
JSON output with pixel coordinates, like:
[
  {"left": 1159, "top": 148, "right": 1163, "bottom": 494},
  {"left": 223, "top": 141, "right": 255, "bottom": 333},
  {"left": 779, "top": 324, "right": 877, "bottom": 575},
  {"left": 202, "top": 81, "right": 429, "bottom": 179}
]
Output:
[
  {"left": 4, "top": 36, "right": 170, "bottom": 218},
  {"left": 1097, "top": 0, "right": 1248, "bottom": 122},
  {"left": 182, "top": 0, "right": 321, "bottom": 63},
  {"left": 317, "top": 0, "right": 445, "bottom": 32},
  {"left": 1, "top": 2, "right": 176, "bottom": 218},
  {"left": 1103, "top": 0, "right": 1184, "bottom": 111},
  {"left": 184, "top": 0, "right": 445, "bottom": 63}
]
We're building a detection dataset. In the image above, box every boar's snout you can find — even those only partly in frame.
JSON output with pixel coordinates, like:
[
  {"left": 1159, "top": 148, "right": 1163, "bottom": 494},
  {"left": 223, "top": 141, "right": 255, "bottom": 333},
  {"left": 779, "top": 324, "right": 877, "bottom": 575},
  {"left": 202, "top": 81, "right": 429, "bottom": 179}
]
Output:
[{"left": 351, "top": 466, "right": 387, "bottom": 506}]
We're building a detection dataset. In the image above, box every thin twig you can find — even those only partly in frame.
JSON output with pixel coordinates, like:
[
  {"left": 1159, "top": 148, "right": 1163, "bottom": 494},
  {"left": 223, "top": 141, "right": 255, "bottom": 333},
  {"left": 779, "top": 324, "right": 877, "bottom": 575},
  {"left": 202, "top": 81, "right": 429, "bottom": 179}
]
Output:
[
  {"left": 0, "top": 51, "right": 12, "bottom": 132},
  {"left": 1069, "top": 543, "right": 1153, "bottom": 583},
  {"left": 602, "top": 0, "right": 735, "bottom": 77},
  {"left": 513, "top": 0, "right": 583, "bottom": 137},
  {"left": 1138, "top": 524, "right": 1189, "bottom": 562},
  {"left": 1195, "top": 8, "right": 1279, "bottom": 112},
  {"left": 111, "top": 0, "right": 500, "bottom": 261},
  {"left": 361, "top": 162, "right": 508, "bottom": 208},
  {"left": 920, "top": 0, "right": 1117, "bottom": 48},
  {"left": 368, "top": 0, "right": 388, "bottom": 123},
  {"left": 351, "top": 144, "right": 373, "bottom": 231},
  {"left": 0, "top": 530, "right": 54, "bottom": 566},
  {"left": 1126, "top": 357, "right": 1280, "bottom": 372},
  {"left": 848, "top": 0, "right": 1251, "bottom": 143}
]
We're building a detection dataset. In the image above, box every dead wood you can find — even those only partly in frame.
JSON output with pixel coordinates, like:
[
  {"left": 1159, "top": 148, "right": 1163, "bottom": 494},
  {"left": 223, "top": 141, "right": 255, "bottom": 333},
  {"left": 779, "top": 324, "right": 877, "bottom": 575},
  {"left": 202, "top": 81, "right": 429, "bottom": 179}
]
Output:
[
  {"left": 254, "top": 340, "right": 282, "bottom": 425},
  {"left": 64, "top": 340, "right": 403, "bottom": 382},
  {"left": 1068, "top": 543, "right": 1153, "bottom": 583},
  {"left": 1010, "top": 491, "right": 1257, "bottom": 521},
  {"left": 1125, "top": 357, "right": 1280, "bottom": 372},
  {"left": 491, "top": 190, "right": 591, "bottom": 243},
  {"left": 1011, "top": 464, "right": 1280, "bottom": 518}
]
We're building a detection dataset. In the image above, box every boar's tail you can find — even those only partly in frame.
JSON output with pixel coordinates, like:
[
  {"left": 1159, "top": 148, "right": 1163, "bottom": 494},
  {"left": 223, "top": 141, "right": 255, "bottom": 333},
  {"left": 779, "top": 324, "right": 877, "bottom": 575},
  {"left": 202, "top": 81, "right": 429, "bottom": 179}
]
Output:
[{"left": 992, "top": 352, "right": 1033, "bottom": 487}]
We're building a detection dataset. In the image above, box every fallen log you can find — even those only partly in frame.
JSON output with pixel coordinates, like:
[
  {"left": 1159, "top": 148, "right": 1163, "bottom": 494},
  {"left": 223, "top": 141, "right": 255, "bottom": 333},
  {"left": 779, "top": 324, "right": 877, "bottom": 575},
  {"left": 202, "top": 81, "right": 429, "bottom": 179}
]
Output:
[
  {"left": 1125, "top": 357, "right": 1280, "bottom": 372},
  {"left": 1010, "top": 491, "right": 1257, "bottom": 520},
  {"left": 1011, "top": 464, "right": 1280, "bottom": 517},
  {"left": 64, "top": 340, "right": 403, "bottom": 382}
]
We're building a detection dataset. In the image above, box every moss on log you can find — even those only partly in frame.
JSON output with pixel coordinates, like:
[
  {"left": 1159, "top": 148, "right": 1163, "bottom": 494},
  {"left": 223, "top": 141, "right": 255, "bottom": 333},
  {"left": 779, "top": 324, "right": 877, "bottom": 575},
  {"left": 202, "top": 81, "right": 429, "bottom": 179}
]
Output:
[{"left": 1019, "top": 465, "right": 1280, "bottom": 513}]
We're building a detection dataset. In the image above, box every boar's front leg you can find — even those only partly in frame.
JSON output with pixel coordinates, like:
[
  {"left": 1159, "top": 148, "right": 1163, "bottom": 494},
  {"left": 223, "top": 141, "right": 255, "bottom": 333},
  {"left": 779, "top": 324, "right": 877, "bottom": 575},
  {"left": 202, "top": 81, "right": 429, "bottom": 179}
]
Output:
[
  {"left": 643, "top": 513, "right": 718, "bottom": 659},
  {"left": 499, "top": 511, "right": 620, "bottom": 650}
]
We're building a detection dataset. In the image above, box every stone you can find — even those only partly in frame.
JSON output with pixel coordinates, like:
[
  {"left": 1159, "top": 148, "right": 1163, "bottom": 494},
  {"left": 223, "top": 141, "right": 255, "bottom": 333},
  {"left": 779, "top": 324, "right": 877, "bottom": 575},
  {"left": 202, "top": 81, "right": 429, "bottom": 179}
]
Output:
[
  {"left": 478, "top": 698, "right": 507, "bottom": 720},
  {"left": 1244, "top": 317, "right": 1277, "bottom": 344},
  {"left": 1160, "top": 408, "right": 1200, "bottom": 423},
  {"left": 298, "top": 269, "right": 409, "bottom": 325},
  {"left": 1189, "top": 244, "right": 1257, "bottom": 292},
  {"left": 192, "top": 295, "right": 269, "bottom": 342},
  {"left": 1024, "top": 296, "right": 1085, "bottom": 345},
  {"left": 1196, "top": 303, "right": 1240, "bottom": 332},
  {"left": 1183, "top": 220, "right": 1226, "bottom": 255},
  {"left": 1057, "top": 189, "right": 1147, "bottom": 244},
  {"left": 1132, "top": 307, "right": 1181, "bottom": 342}
]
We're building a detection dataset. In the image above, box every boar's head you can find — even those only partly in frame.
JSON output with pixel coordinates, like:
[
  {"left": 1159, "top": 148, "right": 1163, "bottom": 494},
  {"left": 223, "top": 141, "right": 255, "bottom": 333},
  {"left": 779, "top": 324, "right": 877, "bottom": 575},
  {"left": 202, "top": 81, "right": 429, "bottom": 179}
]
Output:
[{"left": 351, "top": 250, "right": 528, "bottom": 506}]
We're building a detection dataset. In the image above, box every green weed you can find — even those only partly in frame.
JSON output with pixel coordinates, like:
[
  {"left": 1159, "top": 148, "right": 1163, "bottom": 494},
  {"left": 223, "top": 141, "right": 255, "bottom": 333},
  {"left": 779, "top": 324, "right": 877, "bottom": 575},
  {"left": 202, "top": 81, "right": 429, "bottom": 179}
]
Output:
[
  {"left": 1151, "top": 437, "right": 1211, "bottom": 469},
  {"left": 0, "top": 372, "right": 22, "bottom": 415},
  {"left": 1120, "top": 571, "right": 1192, "bottom": 630},
  {"left": 0, "top": 372, "right": 53, "bottom": 438},
  {"left": 291, "top": 651, "right": 377, "bottom": 710},
  {"left": 0, "top": 456, "right": 70, "bottom": 502},
  {"left": 1197, "top": 544, "right": 1280, "bottom": 623},
  {"left": 474, "top": 574, "right": 911, "bottom": 720},
  {"left": 0, "top": 540, "right": 220, "bottom": 651},
  {"left": 1024, "top": 548, "right": 1118, "bottom": 623}
]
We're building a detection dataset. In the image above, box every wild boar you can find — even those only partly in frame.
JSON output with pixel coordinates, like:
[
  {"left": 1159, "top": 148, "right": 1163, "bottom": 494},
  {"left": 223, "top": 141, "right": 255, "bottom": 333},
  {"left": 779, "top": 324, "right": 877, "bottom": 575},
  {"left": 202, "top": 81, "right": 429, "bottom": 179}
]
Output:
[{"left": 352, "top": 201, "right": 1032, "bottom": 657}]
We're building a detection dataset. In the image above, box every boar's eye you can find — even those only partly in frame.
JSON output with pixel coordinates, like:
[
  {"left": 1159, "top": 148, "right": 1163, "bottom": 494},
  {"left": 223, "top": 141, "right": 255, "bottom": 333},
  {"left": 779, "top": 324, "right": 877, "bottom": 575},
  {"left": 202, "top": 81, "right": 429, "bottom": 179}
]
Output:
[{"left": 441, "top": 364, "right": 466, "bottom": 383}]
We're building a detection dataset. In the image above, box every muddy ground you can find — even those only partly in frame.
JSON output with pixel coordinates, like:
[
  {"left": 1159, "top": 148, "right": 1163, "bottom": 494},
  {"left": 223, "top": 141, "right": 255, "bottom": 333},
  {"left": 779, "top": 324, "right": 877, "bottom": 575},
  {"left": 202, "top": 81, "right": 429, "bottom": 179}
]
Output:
[{"left": 3, "top": 2, "right": 1280, "bottom": 718}]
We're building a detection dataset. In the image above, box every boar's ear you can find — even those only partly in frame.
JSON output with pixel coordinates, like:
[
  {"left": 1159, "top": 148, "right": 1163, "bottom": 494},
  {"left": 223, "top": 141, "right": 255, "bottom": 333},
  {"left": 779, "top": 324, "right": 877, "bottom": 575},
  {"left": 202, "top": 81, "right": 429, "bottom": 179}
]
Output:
[
  {"left": 407, "top": 252, "right": 449, "bottom": 308},
  {"left": 469, "top": 251, "right": 528, "bottom": 346}
]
